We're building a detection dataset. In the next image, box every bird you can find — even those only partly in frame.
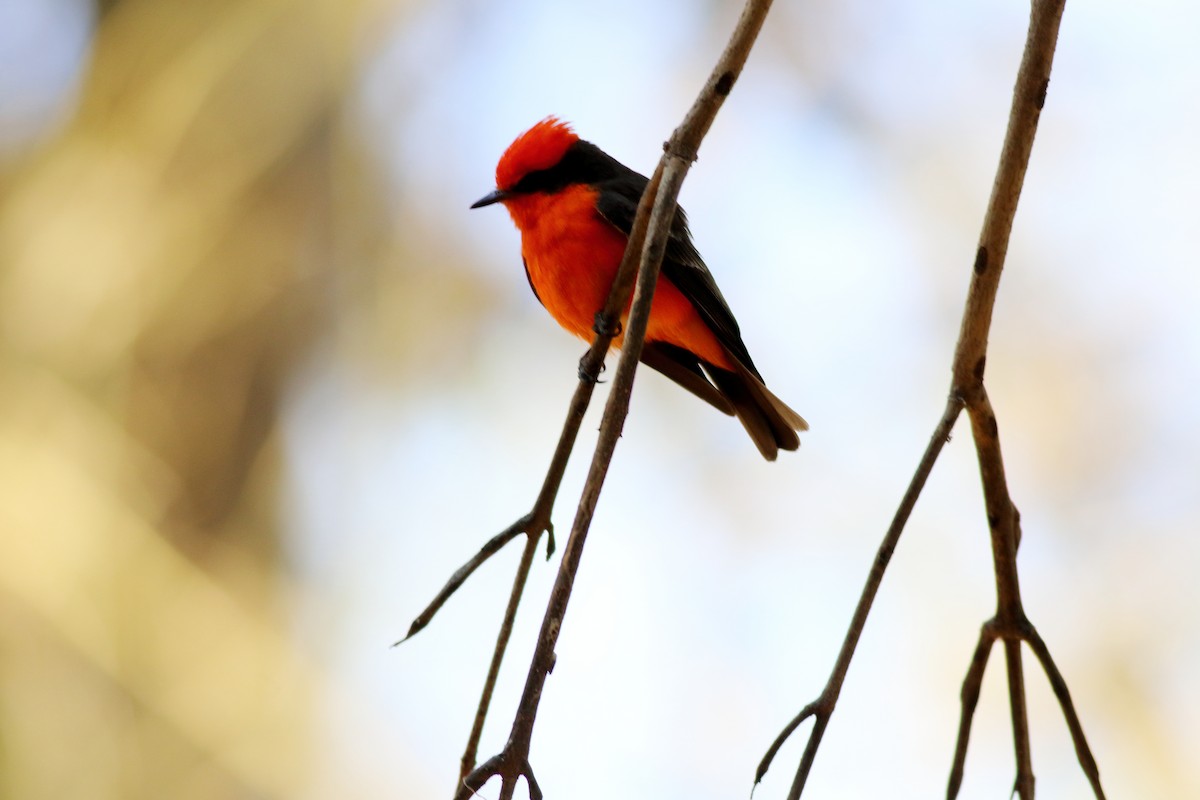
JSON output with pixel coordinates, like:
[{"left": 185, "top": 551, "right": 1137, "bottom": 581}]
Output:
[{"left": 471, "top": 117, "right": 806, "bottom": 460}]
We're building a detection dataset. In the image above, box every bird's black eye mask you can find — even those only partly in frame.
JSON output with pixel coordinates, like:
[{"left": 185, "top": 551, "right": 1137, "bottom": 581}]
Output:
[
  {"left": 507, "top": 141, "right": 624, "bottom": 196},
  {"left": 507, "top": 166, "right": 568, "bottom": 196}
]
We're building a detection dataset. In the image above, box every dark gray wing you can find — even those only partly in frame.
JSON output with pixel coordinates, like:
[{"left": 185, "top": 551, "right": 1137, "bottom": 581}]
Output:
[
  {"left": 640, "top": 342, "right": 734, "bottom": 414},
  {"left": 593, "top": 174, "right": 762, "bottom": 380}
]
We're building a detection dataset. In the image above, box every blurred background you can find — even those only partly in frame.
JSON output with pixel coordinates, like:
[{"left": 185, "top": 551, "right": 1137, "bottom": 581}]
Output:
[{"left": 1, "top": 0, "right": 1197, "bottom": 798}]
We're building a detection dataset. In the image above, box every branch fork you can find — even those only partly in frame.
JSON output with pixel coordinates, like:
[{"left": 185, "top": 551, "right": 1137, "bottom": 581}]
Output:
[
  {"left": 755, "top": 2, "right": 1106, "bottom": 798},
  {"left": 404, "top": 1, "right": 1107, "bottom": 798},
  {"left": 400, "top": 2, "right": 777, "bottom": 797}
]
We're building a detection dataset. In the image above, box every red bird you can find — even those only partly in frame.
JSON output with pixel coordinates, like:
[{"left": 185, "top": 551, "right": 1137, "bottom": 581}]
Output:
[{"left": 472, "top": 117, "right": 807, "bottom": 460}]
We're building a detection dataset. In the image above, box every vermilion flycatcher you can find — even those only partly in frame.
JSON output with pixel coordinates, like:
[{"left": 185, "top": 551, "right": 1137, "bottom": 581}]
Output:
[{"left": 472, "top": 117, "right": 806, "bottom": 459}]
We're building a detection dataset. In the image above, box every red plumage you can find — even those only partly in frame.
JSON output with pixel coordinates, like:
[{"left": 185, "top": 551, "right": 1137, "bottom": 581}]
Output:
[
  {"left": 473, "top": 118, "right": 807, "bottom": 459},
  {"left": 495, "top": 117, "right": 579, "bottom": 192}
]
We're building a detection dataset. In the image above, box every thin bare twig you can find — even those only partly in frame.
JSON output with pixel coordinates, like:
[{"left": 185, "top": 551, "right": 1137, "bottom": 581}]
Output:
[
  {"left": 1025, "top": 623, "right": 1105, "bottom": 798},
  {"left": 943, "top": 1, "right": 1106, "bottom": 793},
  {"left": 458, "top": 530, "right": 541, "bottom": 781},
  {"left": 457, "top": 2, "right": 776, "bottom": 798},
  {"left": 395, "top": 520, "right": 530, "bottom": 646},
  {"left": 759, "top": 1, "right": 1105, "bottom": 798},
  {"left": 755, "top": 398, "right": 961, "bottom": 798},
  {"left": 947, "top": 623, "right": 997, "bottom": 799},
  {"left": 401, "top": 137, "right": 664, "bottom": 793},
  {"left": 449, "top": 163, "right": 664, "bottom": 782},
  {"left": 1004, "top": 638, "right": 1035, "bottom": 798},
  {"left": 945, "top": 610, "right": 1105, "bottom": 800},
  {"left": 448, "top": 161, "right": 666, "bottom": 784}
]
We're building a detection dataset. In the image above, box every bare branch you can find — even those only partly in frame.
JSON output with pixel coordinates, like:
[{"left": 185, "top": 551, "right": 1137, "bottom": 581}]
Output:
[
  {"left": 947, "top": 624, "right": 996, "bottom": 800},
  {"left": 762, "top": 1, "right": 1104, "bottom": 798},
  {"left": 454, "top": 753, "right": 503, "bottom": 800},
  {"left": 1003, "top": 639, "right": 1035, "bottom": 799},
  {"left": 755, "top": 399, "right": 960, "bottom": 796},
  {"left": 946, "top": 614, "right": 1107, "bottom": 800},
  {"left": 407, "top": 147, "right": 665, "bottom": 791},
  {"left": 458, "top": 1, "right": 779, "bottom": 797},
  {"left": 395, "top": 519, "right": 528, "bottom": 646},
  {"left": 450, "top": 157, "right": 666, "bottom": 787},
  {"left": 755, "top": 698, "right": 820, "bottom": 788},
  {"left": 458, "top": 531, "right": 542, "bottom": 781},
  {"left": 1025, "top": 624, "right": 1106, "bottom": 797},
  {"left": 951, "top": 0, "right": 1068, "bottom": 390}
]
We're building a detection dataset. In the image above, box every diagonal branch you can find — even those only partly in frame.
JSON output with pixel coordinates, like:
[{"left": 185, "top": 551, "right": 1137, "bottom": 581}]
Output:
[
  {"left": 759, "top": 1, "right": 1104, "bottom": 798},
  {"left": 754, "top": 398, "right": 961, "bottom": 798},
  {"left": 949, "top": 389, "right": 1104, "bottom": 799},
  {"left": 1003, "top": 638, "right": 1035, "bottom": 798},
  {"left": 931, "top": 0, "right": 1105, "bottom": 792},
  {"left": 401, "top": 162, "right": 665, "bottom": 789},
  {"left": 400, "top": 129, "right": 667, "bottom": 792},
  {"left": 448, "top": 162, "right": 665, "bottom": 785},
  {"left": 395, "top": 519, "right": 532, "bottom": 646},
  {"left": 1025, "top": 622, "right": 1105, "bottom": 798},
  {"left": 950, "top": 0, "right": 1067, "bottom": 391},
  {"left": 946, "top": 622, "right": 997, "bottom": 799},
  {"left": 456, "top": 2, "right": 777, "bottom": 798}
]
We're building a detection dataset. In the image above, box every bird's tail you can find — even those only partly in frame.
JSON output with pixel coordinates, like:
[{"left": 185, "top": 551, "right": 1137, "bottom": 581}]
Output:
[{"left": 708, "top": 363, "right": 807, "bottom": 461}]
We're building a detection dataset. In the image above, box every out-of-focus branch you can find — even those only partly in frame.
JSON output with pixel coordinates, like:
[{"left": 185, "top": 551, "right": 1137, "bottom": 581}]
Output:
[
  {"left": 757, "top": 2, "right": 1105, "bottom": 798},
  {"left": 454, "top": 2, "right": 775, "bottom": 798}
]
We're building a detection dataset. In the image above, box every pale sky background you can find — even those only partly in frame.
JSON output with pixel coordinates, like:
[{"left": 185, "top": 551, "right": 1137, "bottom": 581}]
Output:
[{"left": 3, "top": 1, "right": 1198, "bottom": 799}]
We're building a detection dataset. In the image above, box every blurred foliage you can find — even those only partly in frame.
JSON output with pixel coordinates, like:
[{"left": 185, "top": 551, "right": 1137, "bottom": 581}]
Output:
[{"left": 0, "top": 0, "right": 397, "bottom": 796}]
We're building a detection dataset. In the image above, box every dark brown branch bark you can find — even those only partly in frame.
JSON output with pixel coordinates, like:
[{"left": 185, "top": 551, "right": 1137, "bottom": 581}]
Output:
[
  {"left": 758, "top": 1, "right": 1104, "bottom": 798},
  {"left": 451, "top": 161, "right": 663, "bottom": 790},
  {"left": 945, "top": 612, "right": 1106, "bottom": 799},
  {"left": 755, "top": 399, "right": 962, "bottom": 798},
  {"left": 947, "top": 623, "right": 996, "bottom": 799},
  {"left": 401, "top": 147, "right": 665, "bottom": 794},
  {"left": 457, "top": 529, "right": 541, "bottom": 782},
  {"left": 1025, "top": 623, "right": 1105, "bottom": 796},
  {"left": 943, "top": 0, "right": 1106, "bottom": 795},
  {"left": 1004, "top": 638, "right": 1035, "bottom": 798},
  {"left": 395, "top": 520, "right": 530, "bottom": 646},
  {"left": 447, "top": 160, "right": 667, "bottom": 785},
  {"left": 456, "top": 2, "right": 776, "bottom": 798}
]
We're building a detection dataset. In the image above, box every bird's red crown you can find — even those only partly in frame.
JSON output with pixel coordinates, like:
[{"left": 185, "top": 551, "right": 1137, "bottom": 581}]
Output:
[{"left": 495, "top": 117, "right": 579, "bottom": 191}]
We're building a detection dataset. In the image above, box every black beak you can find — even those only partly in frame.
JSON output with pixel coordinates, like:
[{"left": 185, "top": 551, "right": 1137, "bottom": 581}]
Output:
[{"left": 470, "top": 189, "right": 509, "bottom": 209}]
